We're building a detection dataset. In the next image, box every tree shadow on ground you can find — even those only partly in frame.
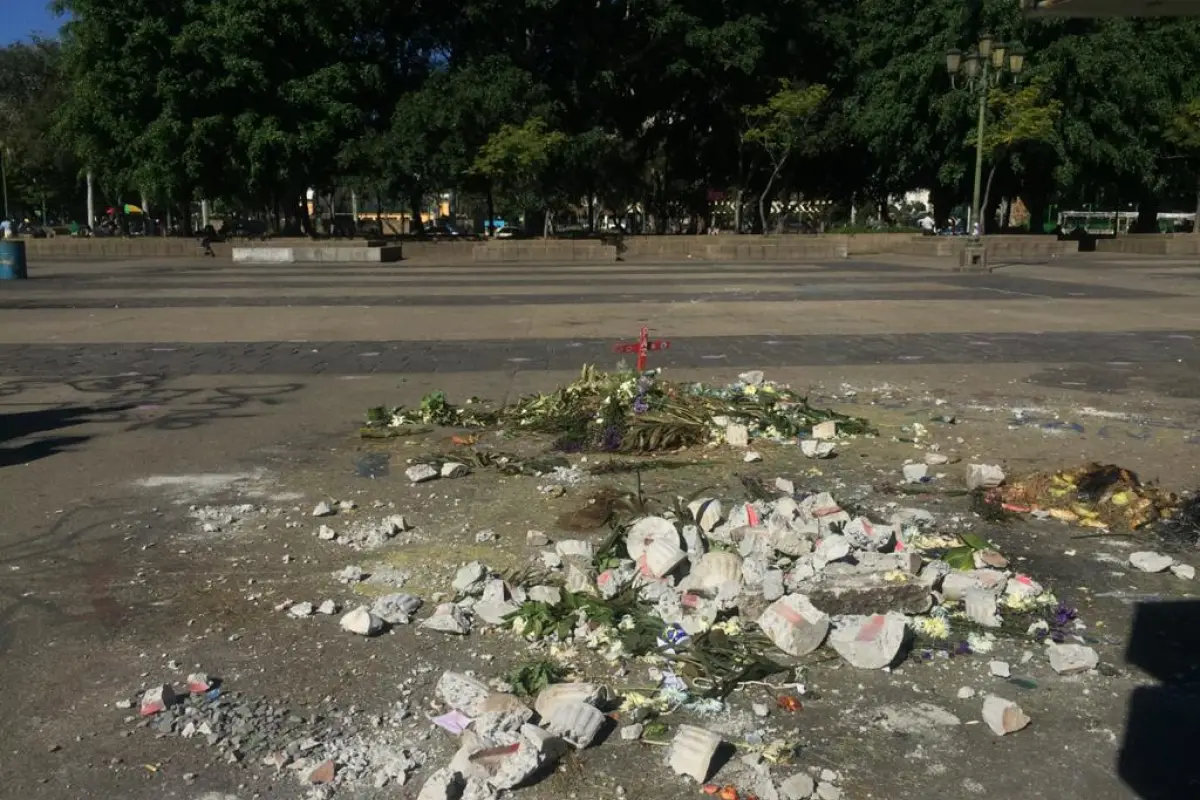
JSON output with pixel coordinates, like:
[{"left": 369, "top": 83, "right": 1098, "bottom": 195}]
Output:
[{"left": 0, "top": 406, "right": 107, "bottom": 467}]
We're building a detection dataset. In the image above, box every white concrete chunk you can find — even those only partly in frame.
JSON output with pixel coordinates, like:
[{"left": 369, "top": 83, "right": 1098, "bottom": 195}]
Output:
[
  {"left": 758, "top": 594, "right": 830, "bottom": 656},
  {"left": 829, "top": 612, "right": 906, "bottom": 669},
  {"left": 405, "top": 464, "right": 439, "bottom": 483},
  {"left": 1129, "top": 551, "right": 1173, "bottom": 573},
  {"left": 668, "top": 724, "right": 722, "bottom": 783},
  {"left": 800, "top": 439, "right": 836, "bottom": 459},
  {"left": 441, "top": 462, "right": 471, "bottom": 478},
  {"left": 982, "top": 695, "right": 1030, "bottom": 736},
  {"left": 965, "top": 464, "right": 1005, "bottom": 490},
  {"left": 340, "top": 606, "right": 385, "bottom": 636},
  {"left": 811, "top": 420, "right": 837, "bottom": 440},
  {"left": 726, "top": 423, "right": 750, "bottom": 447},
  {"left": 1048, "top": 643, "right": 1099, "bottom": 675}
]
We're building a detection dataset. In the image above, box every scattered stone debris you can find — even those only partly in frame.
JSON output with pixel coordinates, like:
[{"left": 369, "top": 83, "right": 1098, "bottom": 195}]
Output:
[
  {"left": 371, "top": 594, "right": 422, "bottom": 624},
  {"left": 317, "top": 600, "right": 340, "bottom": 615},
  {"left": 340, "top": 607, "right": 386, "bottom": 636},
  {"left": 828, "top": 613, "right": 906, "bottom": 669},
  {"left": 188, "top": 503, "right": 263, "bottom": 535},
  {"left": 406, "top": 464, "right": 440, "bottom": 484},
  {"left": 669, "top": 725, "right": 722, "bottom": 783},
  {"left": 1129, "top": 551, "right": 1174, "bottom": 573},
  {"left": 422, "top": 603, "right": 471, "bottom": 635},
  {"left": 981, "top": 696, "right": 1030, "bottom": 736},
  {"left": 1171, "top": 563, "right": 1196, "bottom": 580},
  {"left": 313, "top": 501, "right": 334, "bottom": 517},
  {"left": 140, "top": 685, "right": 175, "bottom": 716},
  {"left": 1048, "top": 644, "right": 1099, "bottom": 675},
  {"left": 441, "top": 462, "right": 471, "bottom": 479},
  {"left": 800, "top": 440, "right": 836, "bottom": 459},
  {"left": 965, "top": 464, "right": 1005, "bottom": 491}
]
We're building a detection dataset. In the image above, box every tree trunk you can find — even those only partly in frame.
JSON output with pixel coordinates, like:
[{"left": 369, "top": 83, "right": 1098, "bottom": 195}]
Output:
[
  {"left": 410, "top": 190, "right": 424, "bottom": 235},
  {"left": 1134, "top": 196, "right": 1159, "bottom": 233},
  {"left": 1193, "top": 172, "right": 1200, "bottom": 235},
  {"left": 734, "top": 188, "right": 743, "bottom": 234},
  {"left": 486, "top": 185, "right": 495, "bottom": 236},
  {"left": 1024, "top": 190, "right": 1048, "bottom": 236},
  {"left": 759, "top": 160, "right": 784, "bottom": 236}
]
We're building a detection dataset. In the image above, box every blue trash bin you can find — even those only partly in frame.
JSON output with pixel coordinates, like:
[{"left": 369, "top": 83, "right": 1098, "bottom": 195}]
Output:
[{"left": 0, "top": 240, "right": 28, "bottom": 280}]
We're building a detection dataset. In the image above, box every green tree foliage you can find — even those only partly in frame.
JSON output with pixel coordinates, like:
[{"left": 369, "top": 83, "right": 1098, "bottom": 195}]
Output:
[
  {"left": 0, "top": 39, "right": 80, "bottom": 220},
  {"left": 743, "top": 82, "right": 829, "bottom": 232},
  {"left": 23, "top": 0, "right": 1200, "bottom": 235}
]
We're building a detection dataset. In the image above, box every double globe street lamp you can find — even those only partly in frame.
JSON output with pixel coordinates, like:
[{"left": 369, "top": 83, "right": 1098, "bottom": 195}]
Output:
[{"left": 946, "top": 35, "right": 1026, "bottom": 238}]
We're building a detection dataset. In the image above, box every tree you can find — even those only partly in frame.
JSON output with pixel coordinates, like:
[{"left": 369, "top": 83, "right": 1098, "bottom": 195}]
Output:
[
  {"left": 742, "top": 82, "right": 829, "bottom": 232},
  {"left": 0, "top": 40, "right": 81, "bottom": 221},
  {"left": 968, "top": 77, "right": 1062, "bottom": 233},
  {"left": 472, "top": 116, "right": 567, "bottom": 235},
  {"left": 1166, "top": 98, "right": 1200, "bottom": 234}
]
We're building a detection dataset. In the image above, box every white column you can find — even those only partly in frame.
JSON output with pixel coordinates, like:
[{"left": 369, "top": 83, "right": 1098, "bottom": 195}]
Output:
[
  {"left": 201, "top": 199, "right": 210, "bottom": 229},
  {"left": 350, "top": 190, "right": 359, "bottom": 233},
  {"left": 86, "top": 170, "right": 95, "bottom": 228}
]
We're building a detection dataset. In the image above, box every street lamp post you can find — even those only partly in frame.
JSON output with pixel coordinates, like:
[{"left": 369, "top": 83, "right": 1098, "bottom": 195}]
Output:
[{"left": 946, "top": 36, "right": 1026, "bottom": 238}]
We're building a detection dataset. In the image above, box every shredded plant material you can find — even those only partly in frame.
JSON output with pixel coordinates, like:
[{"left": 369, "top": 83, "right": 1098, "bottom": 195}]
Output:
[
  {"left": 364, "top": 366, "right": 871, "bottom": 453},
  {"left": 986, "top": 462, "right": 1180, "bottom": 531}
]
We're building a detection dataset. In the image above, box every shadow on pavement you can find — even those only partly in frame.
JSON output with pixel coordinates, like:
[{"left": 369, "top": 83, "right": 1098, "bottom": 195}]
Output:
[
  {"left": 0, "top": 406, "right": 103, "bottom": 467},
  {"left": 1119, "top": 599, "right": 1200, "bottom": 799}
]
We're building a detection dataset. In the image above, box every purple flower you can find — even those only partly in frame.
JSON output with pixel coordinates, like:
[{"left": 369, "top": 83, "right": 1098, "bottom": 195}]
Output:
[
  {"left": 636, "top": 375, "right": 654, "bottom": 393},
  {"left": 1052, "top": 602, "right": 1078, "bottom": 627},
  {"left": 632, "top": 395, "right": 650, "bottom": 414},
  {"left": 601, "top": 425, "right": 623, "bottom": 451},
  {"left": 954, "top": 641, "right": 972, "bottom": 656}
]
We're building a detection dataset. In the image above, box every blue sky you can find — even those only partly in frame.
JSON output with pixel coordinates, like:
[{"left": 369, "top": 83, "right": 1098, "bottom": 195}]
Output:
[{"left": 3, "top": 0, "right": 64, "bottom": 44}]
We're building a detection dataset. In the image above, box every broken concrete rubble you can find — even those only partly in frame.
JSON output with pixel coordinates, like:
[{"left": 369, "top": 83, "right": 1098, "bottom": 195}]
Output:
[
  {"left": 437, "top": 672, "right": 493, "bottom": 716},
  {"left": 340, "top": 606, "right": 385, "bottom": 636},
  {"left": 981, "top": 695, "right": 1030, "bottom": 736},
  {"left": 781, "top": 772, "right": 816, "bottom": 800},
  {"left": 422, "top": 603, "right": 472, "bottom": 634},
  {"left": 828, "top": 612, "right": 906, "bottom": 669},
  {"left": 406, "top": 464, "right": 439, "bottom": 483},
  {"left": 140, "top": 684, "right": 175, "bottom": 716},
  {"left": 726, "top": 423, "right": 750, "bottom": 447},
  {"left": 964, "top": 588, "right": 1002, "bottom": 628},
  {"left": 758, "top": 594, "right": 830, "bottom": 656},
  {"left": 1129, "top": 551, "right": 1173, "bottom": 573},
  {"left": 371, "top": 593, "right": 423, "bottom": 624},
  {"left": 441, "top": 462, "right": 471, "bottom": 478},
  {"left": 668, "top": 724, "right": 722, "bottom": 783},
  {"left": 811, "top": 420, "right": 837, "bottom": 440},
  {"left": 452, "top": 562, "right": 488, "bottom": 594},
  {"left": 801, "top": 440, "right": 836, "bottom": 459},
  {"left": 965, "top": 463, "right": 1006, "bottom": 491},
  {"left": 534, "top": 683, "right": 603, "bottom": 719},
  {"left": 544, "top": 701, "right": 606, "bottom": 748},
  {"left": 1048, "top": 643, "right": 1099, "bottom": 675}
]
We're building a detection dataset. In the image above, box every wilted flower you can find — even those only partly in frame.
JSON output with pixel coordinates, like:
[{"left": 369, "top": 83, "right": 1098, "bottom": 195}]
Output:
[
  {"left": 601, "top": 425, "right": 623, "bottom": 451},
  {"left": 912, "top": 616, "right": 951, "bottom": 640},
  {"left": 633, "top": 395, "right": 650, "bottom": 414}
]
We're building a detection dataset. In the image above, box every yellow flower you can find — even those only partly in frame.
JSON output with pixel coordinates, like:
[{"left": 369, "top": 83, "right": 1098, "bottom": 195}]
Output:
[
  {"left": 743, "top": 385, "right": 758, "bottom": 396},
  {"left": 913, "top": 616, "right": 950, "bottom": 640},
  {"left": 711, "top": 618, "right": 743, "bottom": 636}
]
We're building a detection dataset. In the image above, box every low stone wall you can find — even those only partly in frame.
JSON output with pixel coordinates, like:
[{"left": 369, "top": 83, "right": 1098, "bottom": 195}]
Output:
[
  {"left": 1095, "top": 235, "right": 1200, "bottom": 256},
  {"left": 702, "top": 241, "right": 848, "bottom": 261},
  {"left": 232, "top": 245, "right": 403, "bottom": 263},
  {"left": 473, "top": 241, "right": 617, "bottom": 263},
  {"left": 893, "top": 235, "right": 1078, "bottom": 258}
]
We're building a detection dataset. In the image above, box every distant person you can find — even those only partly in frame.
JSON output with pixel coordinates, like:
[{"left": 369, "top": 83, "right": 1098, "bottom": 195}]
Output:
[
  {"left": 918, "top": 214, "right": 936, "bottom": 236},
  {"left": 199, "top": 224, "right": 216, "bottom": 257},
  {"left": 0, "top": 218, "right": 10, "bottom": 239}
]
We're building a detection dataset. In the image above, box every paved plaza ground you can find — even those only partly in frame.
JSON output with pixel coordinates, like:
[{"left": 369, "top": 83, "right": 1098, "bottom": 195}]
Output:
[{"left": 1, "top": 251, "right": 1198, "bottom": 800}]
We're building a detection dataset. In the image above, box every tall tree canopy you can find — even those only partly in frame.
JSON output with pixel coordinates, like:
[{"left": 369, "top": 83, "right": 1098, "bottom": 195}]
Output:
[{"left": 4, "top": 0, "right": 1196, "bottom": 233}]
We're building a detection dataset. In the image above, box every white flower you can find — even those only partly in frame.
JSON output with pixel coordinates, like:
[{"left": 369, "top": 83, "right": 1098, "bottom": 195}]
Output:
[
  {"left": 967, "top": 631, "right": 996, "bottom": 654},
  {"left": 511, "top": 617, "right": 528, "bottom": 636}
]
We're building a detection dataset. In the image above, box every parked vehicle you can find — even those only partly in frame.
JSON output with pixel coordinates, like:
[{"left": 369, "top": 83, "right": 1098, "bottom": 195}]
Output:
[{"left": 494, "top": 226, "right": 523, "bottom": 239}]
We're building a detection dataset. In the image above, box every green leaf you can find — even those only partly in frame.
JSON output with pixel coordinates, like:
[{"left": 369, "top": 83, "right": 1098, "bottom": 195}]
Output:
[
  {"left": 943, "top": 546, "right": 976, "bottom": 571},
  {"left": 960, "top": 533, "right": 992, "bottom": 552}
]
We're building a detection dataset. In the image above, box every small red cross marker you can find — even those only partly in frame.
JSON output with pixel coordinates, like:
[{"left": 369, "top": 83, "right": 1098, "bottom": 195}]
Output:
[{"left": 613, "top": 326, "right": 670, "bottom": 372}]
